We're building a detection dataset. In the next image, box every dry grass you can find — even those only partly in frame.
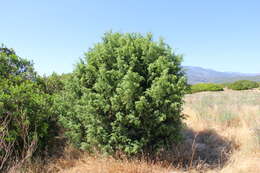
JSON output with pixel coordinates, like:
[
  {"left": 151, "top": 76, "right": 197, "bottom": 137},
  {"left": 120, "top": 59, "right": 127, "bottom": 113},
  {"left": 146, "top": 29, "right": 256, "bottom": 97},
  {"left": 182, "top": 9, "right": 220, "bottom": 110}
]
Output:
[
  {"left": 22, "top": 146, "right": 175, "bottom": 173},
  {"left": 14, "top": 89, "right": 260, "bottom": 173},
  {"left": 183, "top": 90, "right": 260, "bottom": 173},
  {"left": 54, "top": 155, "right": 172, "bottom": 173}
]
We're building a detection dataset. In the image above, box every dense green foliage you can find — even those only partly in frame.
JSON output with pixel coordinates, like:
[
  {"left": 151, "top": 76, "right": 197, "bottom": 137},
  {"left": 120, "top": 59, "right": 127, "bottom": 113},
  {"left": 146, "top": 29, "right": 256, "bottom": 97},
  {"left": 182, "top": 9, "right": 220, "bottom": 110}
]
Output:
[
  {"left": 191, "top": 83, "right": 224, "bottom": 93},
  {"left": 38, "top": 73, "right": 70, "bottom": 95},
  {"left": 227, "top": 80, "right": 259, "bottom": 90},
  {"left": 57, "top": 32, "right": 188, "bottom": 155},
  {"left": 0, "top": 48, "right": 55, "bottom": 170},
  {"left": 0, "top": 48, "right": 35, "bottom": 81},
  {"left": 0, "top": 46, "right": 16, "bottom": 56}
]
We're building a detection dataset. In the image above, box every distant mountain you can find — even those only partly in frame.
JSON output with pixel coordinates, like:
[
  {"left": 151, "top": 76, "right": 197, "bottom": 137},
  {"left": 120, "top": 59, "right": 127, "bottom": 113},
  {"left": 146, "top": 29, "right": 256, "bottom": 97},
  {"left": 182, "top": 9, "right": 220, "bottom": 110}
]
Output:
[{"left": 183, "top": 66, "right": 260, "bottom": 84}]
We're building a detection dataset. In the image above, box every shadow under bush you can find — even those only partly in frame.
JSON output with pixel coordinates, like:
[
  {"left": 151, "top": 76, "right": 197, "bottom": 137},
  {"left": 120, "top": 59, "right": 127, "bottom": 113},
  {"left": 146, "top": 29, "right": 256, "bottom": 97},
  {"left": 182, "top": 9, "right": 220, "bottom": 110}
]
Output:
[{"left": 153, "top": 128, "right": 234, "bottom": 170}]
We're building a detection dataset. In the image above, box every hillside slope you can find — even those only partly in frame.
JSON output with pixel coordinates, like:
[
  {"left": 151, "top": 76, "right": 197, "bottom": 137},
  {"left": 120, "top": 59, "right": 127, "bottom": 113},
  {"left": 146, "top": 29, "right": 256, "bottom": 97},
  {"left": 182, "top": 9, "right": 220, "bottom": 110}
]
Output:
[{"left": 184, "top": 66, "right": 260, "bottom": 84}]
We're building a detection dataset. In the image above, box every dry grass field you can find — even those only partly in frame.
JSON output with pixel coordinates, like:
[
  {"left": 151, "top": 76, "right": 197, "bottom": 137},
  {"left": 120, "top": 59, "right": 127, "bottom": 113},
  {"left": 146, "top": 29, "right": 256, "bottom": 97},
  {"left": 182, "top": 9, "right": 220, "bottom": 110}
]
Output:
[
  {"left": 21, "top": 90, "right": 260, "bottom": 173},
  {"left": 182, "top": 90, "right": 260, "bottom": 172}
]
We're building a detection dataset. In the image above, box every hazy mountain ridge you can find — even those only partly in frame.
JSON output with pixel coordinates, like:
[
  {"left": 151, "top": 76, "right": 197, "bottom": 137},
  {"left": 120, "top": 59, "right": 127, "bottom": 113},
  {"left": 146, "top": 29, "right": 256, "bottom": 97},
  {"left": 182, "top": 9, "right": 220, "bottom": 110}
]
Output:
[{"left": 184, "top": 66, "right": 260, "bottom": 84}]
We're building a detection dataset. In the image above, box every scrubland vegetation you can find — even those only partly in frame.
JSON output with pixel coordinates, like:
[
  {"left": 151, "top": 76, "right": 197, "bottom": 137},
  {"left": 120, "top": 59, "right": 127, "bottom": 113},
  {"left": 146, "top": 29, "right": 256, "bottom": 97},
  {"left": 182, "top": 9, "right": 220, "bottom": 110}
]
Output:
[
  {"left": 1, "top": 33, "right": 259, "bottom": 173},
  {"left": 20, "top": 90, "right": 260, "bottom": 173}
]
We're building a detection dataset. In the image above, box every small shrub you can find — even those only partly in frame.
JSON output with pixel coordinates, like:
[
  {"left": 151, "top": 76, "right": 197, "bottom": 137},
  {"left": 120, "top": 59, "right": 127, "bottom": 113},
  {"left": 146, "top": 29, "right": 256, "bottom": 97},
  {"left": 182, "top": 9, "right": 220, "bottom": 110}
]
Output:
[
  {"left": 227, "top": 80, "right": 259, "bottom": 90},
  {"left": 191, "top": 83, "right": 224, "bottom": 93},
  {"left": 57, "top": 32, "right": 188, "bottom": 155}
]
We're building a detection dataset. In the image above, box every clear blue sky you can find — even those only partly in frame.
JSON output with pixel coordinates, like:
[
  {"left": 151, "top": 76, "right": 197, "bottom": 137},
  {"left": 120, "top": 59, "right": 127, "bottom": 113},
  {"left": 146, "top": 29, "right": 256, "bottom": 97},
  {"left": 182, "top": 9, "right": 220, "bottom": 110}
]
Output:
[{"left": 1, "top": 0, "right": 259, "bottom": 75}]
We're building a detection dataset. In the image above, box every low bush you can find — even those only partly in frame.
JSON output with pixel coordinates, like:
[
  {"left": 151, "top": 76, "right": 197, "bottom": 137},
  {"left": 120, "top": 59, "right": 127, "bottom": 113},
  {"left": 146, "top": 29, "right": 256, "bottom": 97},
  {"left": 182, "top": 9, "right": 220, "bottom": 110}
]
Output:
[
  {"left": 191, "top": 83, "right": 224, "bottom": 93},
  {"left": 227, "top": 80, "right": 259, "bottom": 90}
]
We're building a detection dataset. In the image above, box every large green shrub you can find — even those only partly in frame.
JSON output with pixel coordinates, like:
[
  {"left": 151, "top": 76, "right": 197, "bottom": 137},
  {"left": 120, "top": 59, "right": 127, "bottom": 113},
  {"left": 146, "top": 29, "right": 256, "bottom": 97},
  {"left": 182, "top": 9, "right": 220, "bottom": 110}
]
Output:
[
  {"left": 227, "top": 80, "right": 259, "bottom": 90},
  {"left": 0, "top": 47, "right": 54, "bottom": 170},
  {"left": 191, "top": 83, "right": 224, "bottom": 93},
  {"left": 57, "top": 32, "right": 188, "bottom": 155}
]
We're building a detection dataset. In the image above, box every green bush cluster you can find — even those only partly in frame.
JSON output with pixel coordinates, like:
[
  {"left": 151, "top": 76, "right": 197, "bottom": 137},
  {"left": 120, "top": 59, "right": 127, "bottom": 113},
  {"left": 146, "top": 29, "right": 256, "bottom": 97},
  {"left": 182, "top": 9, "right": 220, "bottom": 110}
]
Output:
[
  {"left": 57, "top": 32, "right": 188, "bottom": 155},
  {"left": 191, "top": 83, "right": 224, "bottom": 93},
  {"left": 1, "top": 32, "right": 188, "bottom": 169},
  {"left": 0, "top": 47, "right": 58, "bottom": 170},
  {"left": 227, "top": 80, "right": 259, "bottom": 90}
]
